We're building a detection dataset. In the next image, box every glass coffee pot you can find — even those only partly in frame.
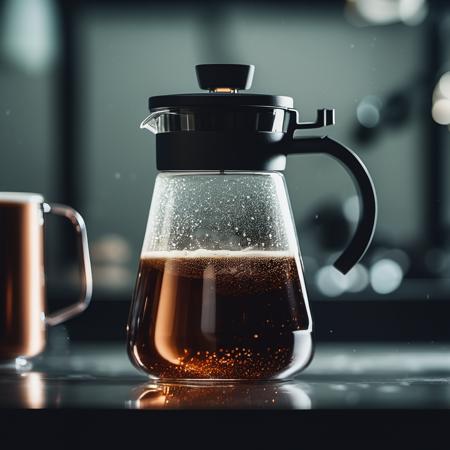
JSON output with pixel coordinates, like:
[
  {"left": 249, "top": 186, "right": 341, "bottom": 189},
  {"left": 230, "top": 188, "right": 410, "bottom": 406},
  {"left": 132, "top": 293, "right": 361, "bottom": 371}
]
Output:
[{"left": 127, "top": 64, "right": 377, "bottom": 381}]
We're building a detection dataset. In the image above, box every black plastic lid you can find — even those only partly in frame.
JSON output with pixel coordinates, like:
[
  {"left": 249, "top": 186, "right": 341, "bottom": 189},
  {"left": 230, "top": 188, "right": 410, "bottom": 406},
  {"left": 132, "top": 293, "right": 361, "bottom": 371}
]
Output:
[
  {"left": 149, "top": 94, "right": 293, "bottom": 109},
  {"left": 148, "top": 64, "right": 294, "bottom": 110}
]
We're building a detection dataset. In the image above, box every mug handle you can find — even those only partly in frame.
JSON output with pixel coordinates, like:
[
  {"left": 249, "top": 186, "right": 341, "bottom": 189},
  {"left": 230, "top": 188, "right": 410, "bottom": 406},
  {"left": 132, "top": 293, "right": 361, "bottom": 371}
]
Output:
[
  {"left": 285, "top": 135, "right": 377, "bottom": 274},
  {"left": 43, "top": 203, "right": 93, "bottom": 326}
]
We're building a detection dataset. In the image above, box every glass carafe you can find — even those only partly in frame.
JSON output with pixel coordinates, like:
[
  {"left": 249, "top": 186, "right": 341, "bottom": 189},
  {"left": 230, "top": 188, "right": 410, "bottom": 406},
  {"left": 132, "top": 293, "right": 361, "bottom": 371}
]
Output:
[
  {"left": 127, "top": 64, "right": 377, "bottom": 381},
  {"left": 128, "top": 172, "right": 312, "bottom": 380}
]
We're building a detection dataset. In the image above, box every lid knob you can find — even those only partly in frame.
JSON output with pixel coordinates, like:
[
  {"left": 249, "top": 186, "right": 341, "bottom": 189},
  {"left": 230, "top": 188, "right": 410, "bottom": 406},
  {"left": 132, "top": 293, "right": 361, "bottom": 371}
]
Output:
[{"left": 195, "top": 64, "right": 255, "bottom": 93}]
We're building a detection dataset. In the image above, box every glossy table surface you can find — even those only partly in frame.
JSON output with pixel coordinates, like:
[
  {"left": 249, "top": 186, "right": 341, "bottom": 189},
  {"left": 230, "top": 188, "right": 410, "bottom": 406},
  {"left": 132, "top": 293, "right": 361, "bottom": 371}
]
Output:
[{"left": 2, "top": 342, "right": 450, "bottom": 410}]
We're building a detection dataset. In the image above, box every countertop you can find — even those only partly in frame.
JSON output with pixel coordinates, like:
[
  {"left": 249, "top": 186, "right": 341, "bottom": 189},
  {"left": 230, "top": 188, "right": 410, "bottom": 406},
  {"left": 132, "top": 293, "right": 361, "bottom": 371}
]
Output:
[
  {"left": 1, "top": 342, "right": 450, "bottom": 409},
  {"left": 2, "top": 343, "right": 450, "bottom": 446}
]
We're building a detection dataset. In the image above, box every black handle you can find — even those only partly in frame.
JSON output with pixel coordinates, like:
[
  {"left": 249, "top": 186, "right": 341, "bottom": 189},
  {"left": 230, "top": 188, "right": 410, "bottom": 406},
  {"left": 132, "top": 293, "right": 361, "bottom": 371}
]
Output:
[{"left": 286, "top": 136, "right": 377, "bottom": 274}]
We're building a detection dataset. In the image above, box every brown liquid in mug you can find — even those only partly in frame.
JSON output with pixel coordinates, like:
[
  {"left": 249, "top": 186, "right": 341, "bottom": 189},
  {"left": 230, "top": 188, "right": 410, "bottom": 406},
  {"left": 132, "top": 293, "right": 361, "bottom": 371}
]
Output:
[{"left": 127, "top": 251, "right": 312, "bottom": 380}]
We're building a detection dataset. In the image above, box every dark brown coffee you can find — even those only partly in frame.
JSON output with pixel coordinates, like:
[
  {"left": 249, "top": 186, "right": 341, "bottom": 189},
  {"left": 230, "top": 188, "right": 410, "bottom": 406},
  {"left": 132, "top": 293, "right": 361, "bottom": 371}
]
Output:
[{"left": 127, "top": 251, "right": 312, "bottom": 380}]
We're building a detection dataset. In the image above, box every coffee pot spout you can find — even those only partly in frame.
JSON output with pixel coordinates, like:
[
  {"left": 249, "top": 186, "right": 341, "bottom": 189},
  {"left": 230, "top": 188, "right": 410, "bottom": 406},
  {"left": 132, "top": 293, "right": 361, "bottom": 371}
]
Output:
[{"left": 140, "top": 111, "right": 167, "bottom": 134}]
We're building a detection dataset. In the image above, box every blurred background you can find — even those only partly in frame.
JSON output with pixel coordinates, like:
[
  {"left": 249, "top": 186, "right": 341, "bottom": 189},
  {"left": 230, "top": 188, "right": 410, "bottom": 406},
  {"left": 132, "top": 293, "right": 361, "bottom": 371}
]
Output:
[{"left": 1, "top": 0, "right": 450, "bottom": 341}]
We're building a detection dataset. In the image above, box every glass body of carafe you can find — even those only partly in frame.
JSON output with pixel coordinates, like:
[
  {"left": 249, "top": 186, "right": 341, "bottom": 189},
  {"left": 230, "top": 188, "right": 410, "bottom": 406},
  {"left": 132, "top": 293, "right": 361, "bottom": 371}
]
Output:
[{"left": 127, "top": 171, "right": 313, "bottom": 381}]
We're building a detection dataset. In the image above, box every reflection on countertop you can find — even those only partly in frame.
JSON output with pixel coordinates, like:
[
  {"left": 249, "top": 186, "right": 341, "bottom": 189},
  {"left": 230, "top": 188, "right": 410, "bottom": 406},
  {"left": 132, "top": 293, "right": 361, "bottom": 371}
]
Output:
[
  {"left": 132, "top": 382, "right": 312, "bottom": 409},
  {"left": 1, "top": 343, "right": 450, "bottom": 409}
]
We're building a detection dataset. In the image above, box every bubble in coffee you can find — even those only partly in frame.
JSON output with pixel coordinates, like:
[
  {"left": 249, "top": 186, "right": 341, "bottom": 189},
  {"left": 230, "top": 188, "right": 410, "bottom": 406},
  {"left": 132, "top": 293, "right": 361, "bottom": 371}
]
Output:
[{"left": 127, "top": 250, "right": 312, "bottom": 380}]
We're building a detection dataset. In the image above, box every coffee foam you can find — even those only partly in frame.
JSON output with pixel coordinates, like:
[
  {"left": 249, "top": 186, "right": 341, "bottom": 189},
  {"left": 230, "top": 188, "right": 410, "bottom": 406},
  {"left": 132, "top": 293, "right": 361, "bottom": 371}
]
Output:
[{"left": 141, "top": 249, "right": 296, "bottom": 259}]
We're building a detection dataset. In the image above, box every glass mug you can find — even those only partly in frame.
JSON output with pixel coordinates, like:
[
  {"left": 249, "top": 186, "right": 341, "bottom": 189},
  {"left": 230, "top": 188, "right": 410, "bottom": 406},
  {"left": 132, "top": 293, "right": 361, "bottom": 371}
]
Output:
[{"left": 0, "top": 193, "right": 92, "bottom": 368}]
